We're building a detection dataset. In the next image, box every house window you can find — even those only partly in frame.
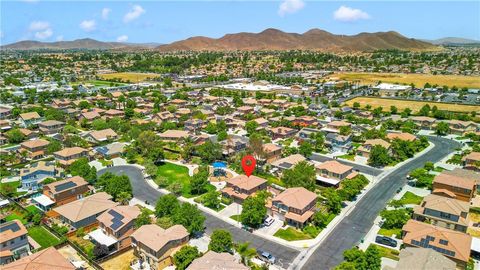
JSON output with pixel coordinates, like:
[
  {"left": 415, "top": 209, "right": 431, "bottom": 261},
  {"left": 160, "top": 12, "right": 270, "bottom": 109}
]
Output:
[{"left": 439, "top": 239, "right": 448, "bottom": 245}]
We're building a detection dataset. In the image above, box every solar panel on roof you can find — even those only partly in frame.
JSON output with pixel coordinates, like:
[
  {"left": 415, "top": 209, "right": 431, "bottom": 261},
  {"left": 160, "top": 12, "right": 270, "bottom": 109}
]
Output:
[
  {"left": 54, "top": 181, "right": 77, "bottom": 192},
  {"left": 0, "top": 222, "right": 20, "bottom": 233},
  {"left": 108, "top": 209, "right": 124, "bottom": 230},
  {"left": 279, "top": 162, "right": 293, "bottom": 169}
]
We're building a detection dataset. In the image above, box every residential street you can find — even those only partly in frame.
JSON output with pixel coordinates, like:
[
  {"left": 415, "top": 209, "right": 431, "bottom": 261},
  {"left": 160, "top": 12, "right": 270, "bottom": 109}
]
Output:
[
  {"left": 98, "top": 166, "right": 301, "bottom": 268},
  {"left": 299, "top": 136, "right": 461, "bottom": 270}
]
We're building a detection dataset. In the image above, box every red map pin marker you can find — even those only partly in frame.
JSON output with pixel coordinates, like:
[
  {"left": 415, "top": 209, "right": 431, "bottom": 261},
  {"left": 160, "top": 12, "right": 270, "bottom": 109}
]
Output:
[{"left": 241, "top": 155, "right": 256, "bottom": 177}]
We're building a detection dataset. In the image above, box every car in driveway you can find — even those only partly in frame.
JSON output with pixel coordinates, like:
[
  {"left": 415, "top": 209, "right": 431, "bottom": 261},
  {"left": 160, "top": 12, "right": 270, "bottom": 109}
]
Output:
[
  {"left": 263, "top": 216, "right": 274, "bottom": 226},
  {"left": 258, "top": 250, "right": 276, "bottom": 264},
  {"left": 375, "top": 235, "right": 397, "bottom": 247}
]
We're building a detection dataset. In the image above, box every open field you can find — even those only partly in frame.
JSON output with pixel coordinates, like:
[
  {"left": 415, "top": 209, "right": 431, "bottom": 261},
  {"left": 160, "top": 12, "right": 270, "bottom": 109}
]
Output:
[
  {"left": 345, "top": 97, "right": 480, "bottom": 113},
  {"left": 98, "top": 72, "right": 161, "bottom": 82},
  {"left": 71, "top": 80, "right": 127, "bottom": 87},
  {"left": 330, "top": 72, "right": 480, "bottom": 88}
]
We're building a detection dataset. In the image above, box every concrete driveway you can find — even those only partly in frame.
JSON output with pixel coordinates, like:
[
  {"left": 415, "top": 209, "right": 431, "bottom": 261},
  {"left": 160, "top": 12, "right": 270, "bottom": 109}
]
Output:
[
  {"left": 257, "top": 218, "right": 284, "bottom": 236},
  {"left": 219, "top": 202, "right": 242, "bottom": 219}
]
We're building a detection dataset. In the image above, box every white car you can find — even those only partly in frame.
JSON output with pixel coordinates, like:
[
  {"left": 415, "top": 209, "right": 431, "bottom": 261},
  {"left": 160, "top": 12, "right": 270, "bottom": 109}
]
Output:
[{"left": 263, "top": 216, "right": 274, "bottom": 226}]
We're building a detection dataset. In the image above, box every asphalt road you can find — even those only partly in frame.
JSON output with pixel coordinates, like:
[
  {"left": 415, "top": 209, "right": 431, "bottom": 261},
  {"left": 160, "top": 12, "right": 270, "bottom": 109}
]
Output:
[
  {"left": 301, "top": 136, "right": 461, "bottom": 270},
  {"left": 98, "top": 166, "right": 300, "bottom": 268},
  {"left": 310, "top": 153, "right": 383, "bottom": 176}
]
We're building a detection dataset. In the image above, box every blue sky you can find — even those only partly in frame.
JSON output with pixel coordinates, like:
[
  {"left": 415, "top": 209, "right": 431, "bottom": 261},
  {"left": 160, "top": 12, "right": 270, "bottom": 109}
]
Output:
[{"left": 1, "top": 1, "right": 479, "bottom": 45}]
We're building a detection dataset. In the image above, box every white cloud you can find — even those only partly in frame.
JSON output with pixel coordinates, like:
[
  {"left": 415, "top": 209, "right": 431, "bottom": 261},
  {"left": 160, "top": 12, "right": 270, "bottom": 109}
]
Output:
[
  {"left": 34, "top": 28, "right": 53, "bottom": 39},
  {"left": 29, "top": 21, "right": 50, "bottom": 31},
  {"left": 333, "top": 6, "right": 370, "bottom": 22},
  {"left": 79, "top": 20, "right": 96, "bottom": 32},
  {"left": 102, "top": 8, "right": 111, "bottom": 20},
  {"left": 123, "top": 5, "right": 145, "bottom": 23},
  {"left": 116, "top": 35, "right": 128, "bottom": 42},
  {"left": 278, "top": 0, "right": 305, "bottom": 17},
  {"left": 56, "top": 35, "right": 64, "bottom": 41}
]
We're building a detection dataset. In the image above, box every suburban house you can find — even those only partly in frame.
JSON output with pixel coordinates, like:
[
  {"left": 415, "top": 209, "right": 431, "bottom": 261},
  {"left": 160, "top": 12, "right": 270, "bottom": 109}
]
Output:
[
  {"left": 19, "top": 112, "right": 42, "bottom": 127},
  {"left": 236, "top": 106, "right": 254, "bottom": 116},
  {"left": 85, "top": 128, "right": 118, "bottom": 144},
  {"left": 412, "top": 193, "right": 469, "bottom": 232},
  {"left": 94, "top": 142, "right": 126, "bottom": 159},
  {"left": 38, "top": 120, "right": 65, "bottom": 134},
  {"left": 90, "top": 205, "right": 141, "bottom": 252},
  {"left": 432, "top": 172, "right": 476, "bottom": 202},
  {"left": 402, "top": 219, "right": 472, "bottom": 268},
  {"left": 104, "top": 109, "right": 124, "bottom": 119},
  {"left": 267, "top": 187, "right": 317, "bottom": 228},
  {"left": 296, "top": 127, "right": 322, "bottom": 142},
  {"left": 262, "top": 143, "right": 282, "bottom": 163},
  {"left": 219, "top": 135, "right": 248, "bottom": 156},
  {"left": 386, "top": 132, "right": 417, "bottom": 142},
  {"left": 388, "top": 247, "right": 456, "bottom": 270},
  {"left": 254, "top": 117, "right": 269, "bottom": 129},
  {"left": 20, "top": 161, "right": 62, "bottom": 190},
  {"left": 411, "top": 116, "right": 437, "bottom": 130},
  {"left": 315, "top": 160, "right": 358, "bottom": 186},
  {"left": 292, "top": 116, "right": 317, "bottom": 127},
  {"left": 269, "top": 127, "right": 297, "bottom": 140},
  {"left": 169, "top": 99, "right": 188, "bottom": 107},
  {"left": 2, "top": 247, "right": 76, "bottom": 270},
  {"left": 442, "top": 168, "right": 480, "bottom": 190},
  {"left": 184, "top": 119, "right": 204, "bottom": 133},
  {"left": 53, "top": 192, "right": 118, "bottom": 229},
  {"left": 222, "top": 175, "right": 268, "bottom": 203},
  {"left": 53, "top": 146, "right": 89, "bottom": 166},
  {"left": 158, "top": 130, "right": 191, "bottom": 142},
  {"left": 270, "top": 154, "right": 307, "bottom": 172},
  {"left": 446, "top": 120, "right": 478, "bottom": 135},
  {"left": 325, "top": 133, "right": 352, "bottom": 153},
  {"left": 0, "top": 220, "right": 29, "bottom": 264},
  {"left": 187, "top": 251, "right": 248, "bottom": 270},
  {"left": 324, "top": 120, "right": 351, "bottom": 133},
  {"left": 357, "top": 139, "right": 391, "bottom": 158},
  {"left": 152, "top": 111, "right": 175, "bottom": 124},
  {"left": 20, "top": 139, "right": 50, "bottom": 160},
  {"left": 43, "top": 176, "right": 90, "bottom": 206},
  {"left": 79, "top": 111, "right": 101, "bottom": 122},
  {"left": 130, "top": 224, "right": 189, "bottom": 270},
  {"left": 0, "top": 107, "right": 11, "bottom": 119},
  {"left": 463, "top": 152, "right": 480, "bottom": 171}
]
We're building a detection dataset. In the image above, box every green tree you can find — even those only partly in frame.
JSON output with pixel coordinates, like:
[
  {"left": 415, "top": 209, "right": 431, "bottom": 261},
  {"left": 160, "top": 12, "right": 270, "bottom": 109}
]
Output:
[
  {"left": 368, "top": 145, "right": 391, "bottom": 167},
  {"left": 156, "top": 216, "right": 174, "bottom": 229},
  {"left": 5, "top": 129, "right": 25, "bottom": 143},
  {"left": 135, "top": 208, "right": 152, "bottom": 228},
  {"left": 173, "top": 246, "right": 200, "bottom": 270},
  {"left": 116, "top": 191, "right": 132, "bottom": 205},
  {"left": 203, "top": 190, "right": 220, "bottom": 210},
  {"left": 365, "top": 245, "right": 381, "bottom": 270},
  {"left": 67, "top": 158, "right": 97, "bottom": 183},
  {"left": 208, "top": 229, "right": 233, "bottom": 253},
  {"left": 240, "top": 196, "right": 266, "bottom": 228},
  {"left": 172, "top": 203, "right": 206, "bottom": 234},
  {"left": 339, "top": 125, "right": 351, "bottom": 136},
  {"left": 190, "top": 166, "right": 209, "bottom": 195},
  {"left": 298, "top": 141, "right": 313, "bottom": 157},
  {"left": 155, "top": 194, "right": 180, "bottom": 218},
  {"left": 96, "top": 173, "right": 132, "bottom": 201},
  {"left": 196, "top": 141, "right": 222, "bottom": 163},
  {"left": 322, "top": 188, "right": 342, "bottom": 214},
  {"left": 380, "top": 209, "right": 410, "bottom": 229},
  {"left": 312, "top": 211, "right": 330, "bottom": 228},
  {"left": 435, "top": 121, "right": 450, "bottom": 136},
  {"left": 281, "top": 161, "right": 316, "bottom": 191},
  {"left": 245, "top": 120, "right": 259, "bottom": 134},
  {"left": 236, "top": 242, "right": 257, "bottom": 266}
]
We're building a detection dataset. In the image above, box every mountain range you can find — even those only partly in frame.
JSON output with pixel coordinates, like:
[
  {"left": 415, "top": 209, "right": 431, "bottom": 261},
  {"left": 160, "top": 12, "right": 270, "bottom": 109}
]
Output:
[
  {"left": 4, "top": 29, "right": 474, "bottom": 51},
  {"left": 421, "top": 37, "right": 480, "bottom": 45}
]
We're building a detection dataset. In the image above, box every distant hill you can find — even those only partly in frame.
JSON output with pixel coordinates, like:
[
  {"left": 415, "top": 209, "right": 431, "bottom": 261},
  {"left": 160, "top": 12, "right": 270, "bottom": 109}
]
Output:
[
  {"left": 156, "top": 28, "right": 438, "bottom": 52},
  {"left": 422, "top": 37, "right": 480, "bottom": 45},
  {"left": 1, "top": 38, "right": 152, "bottom": 50}
]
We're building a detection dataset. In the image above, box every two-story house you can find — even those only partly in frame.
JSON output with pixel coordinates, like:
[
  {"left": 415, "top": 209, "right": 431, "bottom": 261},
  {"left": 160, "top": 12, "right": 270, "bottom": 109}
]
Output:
[
  {"left": 2, "top": 247, "right": 76, "bottom": 269},
  {"left": 152, "top": 111, "right": 176, "bottom": 124},
  {"left": 20, "top": 161, "right": 62, "bottom": 190},
  {"left": 53, "top": 147, "right": 89, "bottom": 167},
  {"left": 269, "top": 127, "right": 297, "bottom": 140},
  {"left": 184, "top": 119, "right": 204, "bottom": 134},
  {"left": 85, "top": 128, "right": 118, "bottom": 144},
  {"left": 262, "top": 143, "right": 282, "bottom": 163},
  {"left": 221, "top": 175, "right": 267, "bottom": 203},
  {"left": 292, "top": 116, "right": 317, "bottom": 127},
  {"left": 79, "top": 111, "right": 101, "bottom": 122},
  {"left": 43, "top": 176, "right": 90, "bottom": 206},
  {"left": 432, "top": 172, "right": 476, "bottom": 202},
  {"left": 187, "top": 251, "right": 248, "bottom": 270},
  {"left": 19, "top": 112, "right": 42, "bottom": 127},
  {"left": 20, "top": 139, "right": 50, "bottom": 160},
  {"left": 267, "top": 187, "right": 317, "bottom": 228},
  {"left": 446, "top": 120, "right": 478, "bottom": 136},
  {"left": 402, "top": 219, "right": 472, "bottom": 268},
  {"left": 270, "top": 154, "right": 307, "bottom": 172},
  {"left": 219, "top": 135, "right": 248, "bottom": 156},
  {"left": 315, "top": 160, "right": 358, "bottom": 186},
  {"left": 0, "top": 220, "right": 29, "bottom": 264},
  {"left": 386, "top": 132, "right": 417, "bottom": 142},
  {"left": 463, "top": 152, "right": 480, "bottom": 171},
  {"left": 104, "top": 109, "right": 124, "bottom": 119},
  {"left": 90, "top": 205, "right": 141, "bottom": 252},
  {"left": 38, "top": 120, "right": 65, "bottom": 135},
  {"left": 357, "top": 138, "right": 391, "bottom": 158},
  {"left": 412, "top": 193, "right": 469, "bottom": 232},
  {"left": 131, "top": 224, "right": 189, "bottom": 270},
  {"left": 411, "top": 116, "right": 437, "bottom": 130},
  {"left": 158, "top": 130, "right": 191, "bottom": 142},
  {"left": 325, "top": 133, "right": 352, "bottom": 154}
]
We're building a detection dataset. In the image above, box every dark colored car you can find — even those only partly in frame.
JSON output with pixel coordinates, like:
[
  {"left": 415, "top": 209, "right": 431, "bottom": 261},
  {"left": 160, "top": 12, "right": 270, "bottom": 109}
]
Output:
[{"left": 375, "top": 235, "right": 397, "bottom": 247}]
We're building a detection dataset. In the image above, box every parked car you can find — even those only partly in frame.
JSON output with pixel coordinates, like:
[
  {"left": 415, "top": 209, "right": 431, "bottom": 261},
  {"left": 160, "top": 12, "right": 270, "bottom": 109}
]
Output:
[
  {"left": 263, "top": 216, "right": 274, "bottom": 226},
  {"left": 258, "top": 250, "right": 276, "bottom": 264},
  {"left": 375, "top": 235, "right": 397, "bottom": 247}
]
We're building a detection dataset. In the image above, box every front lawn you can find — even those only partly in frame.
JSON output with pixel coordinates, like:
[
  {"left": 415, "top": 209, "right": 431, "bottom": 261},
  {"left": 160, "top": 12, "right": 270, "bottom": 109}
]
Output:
[
  {"left": 338, "top": 154, "right": 355, "bottom": 161},
  {"left": 274, "top": 227, "right": 312, "bottom": 241},
  {"left": 370, "top": 244, "right": 400, "bottom": 261},
  {"left": 396, "top": 191, "right": 423, "bottom": 205},
  {"left": 378, "top": 228, "right": 402, "bottom": 239},
  {"left": 28, "top": 226, "right": 62, "bottom": 249},
  {"left": 230, "top": 215, "right": 241, "bottom": 222}
]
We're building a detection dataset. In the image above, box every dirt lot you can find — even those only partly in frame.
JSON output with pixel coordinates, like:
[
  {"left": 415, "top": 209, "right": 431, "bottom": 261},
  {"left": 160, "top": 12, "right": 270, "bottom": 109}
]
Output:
[
  {"left": 98, "top": 72, "right": 161, "bottom": 82},
  {"left": 345, "top": 97, "right": 480, "bottom": 113},
  {"left": 329, "top": 72, "right": 480, "bottom": 88},
  {"left": 57, "top": 245, "right": 95, "bottom": 270},
  {"left": 100, "top": 249, "right": 136, "bottom": 270}
]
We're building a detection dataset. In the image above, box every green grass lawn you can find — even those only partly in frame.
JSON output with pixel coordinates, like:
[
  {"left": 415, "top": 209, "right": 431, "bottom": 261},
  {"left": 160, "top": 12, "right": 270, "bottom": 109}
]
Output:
[
  {"left": 25, "top": 205, "right": 41, "bottom": 214},
  {"left": 338, "top": 154, "right": 355, "bottom": 161},
  {"left": 230, "top": 215, "right": 241, "bottom": 222},
  {"left": 5, "top": 212, "right": 28, "bottom": 224},
  {"left": 370, "top": 244, "right": 400, "bottom": 261},
  {"left": 274, "top": 227, "right": 312, "bottom": 241},
  {"left": 28, "top": 226, "right": 61, "bottom": 249},
  {"left": 0, "top": 181, "right": 25, "bottom": 197},
  {"left": 155, "top": 162, "right": 214, "bottom": 198},
  {"left": 396, "top": 191, "right": 423, "bottom": 205},
  {"left": 378, "top": 227, "right": 402, "bottom": 239},
  {"left": 254, "top": 172, "right": 285, "bottom": 187}
]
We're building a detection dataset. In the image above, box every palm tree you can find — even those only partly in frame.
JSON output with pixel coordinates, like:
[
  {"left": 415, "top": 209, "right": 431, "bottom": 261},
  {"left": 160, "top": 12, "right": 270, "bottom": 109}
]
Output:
[
  {"left": 236, "top": 242, "right": 257, "bottom": 266},
  {"left": 116, "top": 191, "right": 132, "bottom": 205}
]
